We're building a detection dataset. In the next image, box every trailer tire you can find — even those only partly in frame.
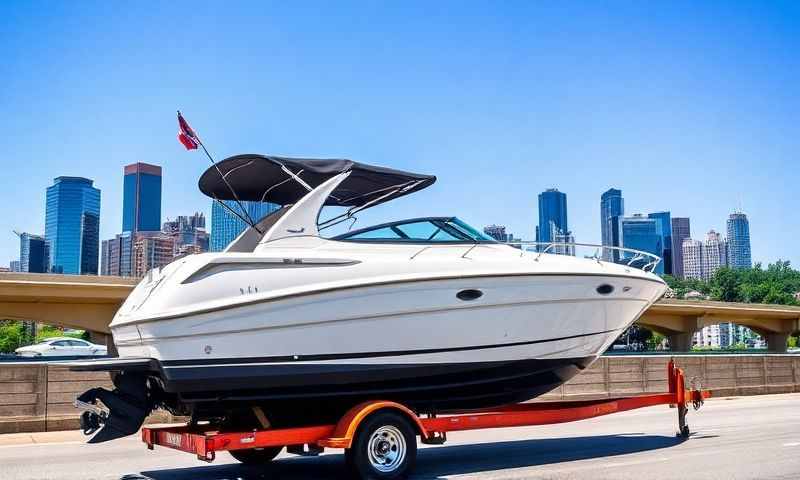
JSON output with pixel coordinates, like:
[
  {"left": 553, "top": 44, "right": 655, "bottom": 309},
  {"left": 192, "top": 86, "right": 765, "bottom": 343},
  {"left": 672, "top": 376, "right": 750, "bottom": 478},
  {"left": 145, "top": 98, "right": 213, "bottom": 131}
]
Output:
[
  {"left": 229, "top": 446, "right": 282, "bottom": 464},
  {"left": 345, "top": 411, "right": 417, "bottom": 479}
]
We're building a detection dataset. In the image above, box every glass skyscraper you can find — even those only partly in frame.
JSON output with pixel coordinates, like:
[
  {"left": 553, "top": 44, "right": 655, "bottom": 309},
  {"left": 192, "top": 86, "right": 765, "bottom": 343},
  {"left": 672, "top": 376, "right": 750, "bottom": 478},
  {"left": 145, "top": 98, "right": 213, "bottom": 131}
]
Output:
[
  {"left": 600, "top": 188, "right": 624, "bottom": 261},
  {"left": 210, "top": 200, "right": 279, "bottom": 252},
  {"left": 122, "top": 163, "right": 162, "bottom": 233},
  {"left": 17, "top": 232, "right": 49, "bottom": 273},
  {"left": 648, "top": 211, "right": 672, "bottom": 276},
  {"left": 537, "top": 189, "right": 568, "bottom": 245},
  {"left": 726, "top": 212, "right": 752, "bottom": 269},
  {"left": 619, "top": 214, "right": 664, "bottom": 274},
  {"left": 45, "top": 176, "right": 101, "bottom": 274},
  {"left": 670, "top": 217, "right": 691, "bottom": 279}
]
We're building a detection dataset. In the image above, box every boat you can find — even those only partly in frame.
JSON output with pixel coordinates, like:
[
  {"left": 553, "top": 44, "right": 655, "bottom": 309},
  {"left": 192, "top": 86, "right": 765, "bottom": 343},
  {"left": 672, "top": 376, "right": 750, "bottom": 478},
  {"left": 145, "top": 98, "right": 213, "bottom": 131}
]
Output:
[{"left": 71, "top": 154, "right": 666, "bottom": 443}]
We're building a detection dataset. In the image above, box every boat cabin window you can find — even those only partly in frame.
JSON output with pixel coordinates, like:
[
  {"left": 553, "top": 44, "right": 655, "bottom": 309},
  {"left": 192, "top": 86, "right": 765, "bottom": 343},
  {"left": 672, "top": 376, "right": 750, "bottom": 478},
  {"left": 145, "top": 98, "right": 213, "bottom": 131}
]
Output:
[{"left": 333, "top": 217, "right": 497, "bottom": 244}]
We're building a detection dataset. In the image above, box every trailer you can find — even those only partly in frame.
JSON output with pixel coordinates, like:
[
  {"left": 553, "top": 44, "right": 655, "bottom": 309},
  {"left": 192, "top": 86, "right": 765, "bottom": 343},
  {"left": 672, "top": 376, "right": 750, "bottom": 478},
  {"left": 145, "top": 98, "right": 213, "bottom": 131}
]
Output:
[{"left": 141, "top": 359, "right": 709, "bottom": 479}]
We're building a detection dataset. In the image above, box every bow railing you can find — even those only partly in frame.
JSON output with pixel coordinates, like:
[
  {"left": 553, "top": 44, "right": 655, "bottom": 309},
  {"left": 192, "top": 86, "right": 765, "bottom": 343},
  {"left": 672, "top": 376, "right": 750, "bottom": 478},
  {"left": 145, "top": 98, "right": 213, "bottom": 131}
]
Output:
[{"left": 409, "top": 241, "right": 662, "bottom": 273}]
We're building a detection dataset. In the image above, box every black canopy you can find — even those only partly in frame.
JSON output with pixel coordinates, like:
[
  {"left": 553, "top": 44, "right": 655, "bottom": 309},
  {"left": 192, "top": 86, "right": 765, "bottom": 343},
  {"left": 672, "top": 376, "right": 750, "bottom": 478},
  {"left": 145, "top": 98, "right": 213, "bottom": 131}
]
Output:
[{"left": 198, "top": 154, "right": 436, "bottom": 207}]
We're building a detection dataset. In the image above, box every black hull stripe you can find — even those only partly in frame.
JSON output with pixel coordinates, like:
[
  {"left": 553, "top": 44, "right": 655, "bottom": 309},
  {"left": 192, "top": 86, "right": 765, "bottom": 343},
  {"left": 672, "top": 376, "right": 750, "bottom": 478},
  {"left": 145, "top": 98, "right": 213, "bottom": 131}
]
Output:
[{"left": 161, "top": 328, "right": 617, "bottom": 367}]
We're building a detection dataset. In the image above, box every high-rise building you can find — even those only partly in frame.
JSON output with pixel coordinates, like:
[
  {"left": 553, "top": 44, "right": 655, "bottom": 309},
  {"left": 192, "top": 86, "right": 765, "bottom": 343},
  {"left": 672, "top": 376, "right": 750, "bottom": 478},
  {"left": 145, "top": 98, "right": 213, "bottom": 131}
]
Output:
[
  {"left": 682, "top": 230, "right": 729, "bottom": 281},
  {"left": 45, "top": 176, "right": 101, "bottom": 275},
  {"left": 483, "top": 225, "right": 508, "bottom": 242},
  {"left": 619, "top": 214, "right": 664, "bottom": 274},
  {"left": 670, "top": 218, "right": 691, "bottom": 278},
  {"left": 101, "top": 232, "right": 133, "bottom": 277},
  {"left": 163, "top": 213, "right": 209, "bottom": 254},
  {"left": 600, "top": 189, "right": 624, "bottom": 261},
  {"left": 132, "top": 234, "right": 176, "bottom": 277},
  {"left": 210, "top": 200, "right": 279, "bottom": 252},
  {"left": 537, "top": 189, "right": 568, "bottom": 246},
  {"left": 682, "top": 238, "right": 703, "bottom": 280},
  {"left": 702, "top": 230, "right": 727, "bottom": 279},
  {"left": 726, "top": 212, "right": 752, "bottom": 269},
  {"left": 648, "top": 212, "right": 672, "bottom": 276},
  {"left": 16, "top": 232, "right": 49, "bottom": 273},
  {"left": 9, "top": 260, "right": 21, "bottom": 272},
  {"left": 122, "top": 163, "right": 162, "bottom": 233},
  {"left": 101, "top": 231, "right": 177, "bottom": 277}
]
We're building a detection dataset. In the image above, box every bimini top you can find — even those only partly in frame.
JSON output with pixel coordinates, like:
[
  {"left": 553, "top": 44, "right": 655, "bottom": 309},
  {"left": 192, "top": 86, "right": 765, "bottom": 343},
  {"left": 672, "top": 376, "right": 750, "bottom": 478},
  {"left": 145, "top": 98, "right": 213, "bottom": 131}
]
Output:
[{"left": 199, "top": 154, "right": 436, "bottom": 207}]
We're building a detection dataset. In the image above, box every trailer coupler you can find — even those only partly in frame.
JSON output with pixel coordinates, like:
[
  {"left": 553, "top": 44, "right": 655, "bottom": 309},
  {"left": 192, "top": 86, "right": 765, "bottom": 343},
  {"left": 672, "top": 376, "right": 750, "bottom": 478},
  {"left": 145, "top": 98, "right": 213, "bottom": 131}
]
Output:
[{"left": 75, "top": 373, "right": 152, "bottom": 444}]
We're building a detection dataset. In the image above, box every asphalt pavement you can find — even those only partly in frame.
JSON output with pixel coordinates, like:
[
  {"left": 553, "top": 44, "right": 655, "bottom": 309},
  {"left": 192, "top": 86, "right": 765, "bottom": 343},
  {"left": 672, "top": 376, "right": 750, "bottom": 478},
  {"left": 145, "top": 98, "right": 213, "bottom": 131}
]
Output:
[{"left": 1, "top": 393, "right": 798, "bottom": 480}]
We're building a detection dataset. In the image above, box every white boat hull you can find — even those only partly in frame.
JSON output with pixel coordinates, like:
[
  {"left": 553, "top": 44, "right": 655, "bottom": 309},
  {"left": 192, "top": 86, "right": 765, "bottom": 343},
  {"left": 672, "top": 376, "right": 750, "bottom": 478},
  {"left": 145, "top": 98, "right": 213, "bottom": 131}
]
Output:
[{"left": 109, "top": 273, "right": 662, "bottom": 410}]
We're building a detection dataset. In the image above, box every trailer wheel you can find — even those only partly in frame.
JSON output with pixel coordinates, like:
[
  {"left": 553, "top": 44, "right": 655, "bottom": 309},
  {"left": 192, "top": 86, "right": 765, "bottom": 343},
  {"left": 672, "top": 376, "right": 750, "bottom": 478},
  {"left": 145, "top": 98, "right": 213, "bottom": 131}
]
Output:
[
  {"left": 345, "top": 411, "right": 417, "bottom": 479},
  {"left": 229, "top": 446, "right": 282, "bottom": 464}
]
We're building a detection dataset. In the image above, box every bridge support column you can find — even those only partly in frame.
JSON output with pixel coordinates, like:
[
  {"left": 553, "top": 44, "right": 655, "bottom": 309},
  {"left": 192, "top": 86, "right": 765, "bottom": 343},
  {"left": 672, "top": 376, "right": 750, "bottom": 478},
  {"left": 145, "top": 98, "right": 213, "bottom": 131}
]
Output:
[
  {"left": 765, "top": 333, "right": 789, "bottom": 353},
  {"left": 668, "top": 332, "right": 693, "bottom": 352}
]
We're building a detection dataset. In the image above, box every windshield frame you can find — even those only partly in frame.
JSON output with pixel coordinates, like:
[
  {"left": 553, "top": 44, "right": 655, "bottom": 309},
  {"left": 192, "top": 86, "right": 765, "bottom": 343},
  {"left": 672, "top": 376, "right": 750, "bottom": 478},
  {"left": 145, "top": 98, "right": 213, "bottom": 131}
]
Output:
[{"left": 332, "top": 217, "right": 498, "bottom": 244}]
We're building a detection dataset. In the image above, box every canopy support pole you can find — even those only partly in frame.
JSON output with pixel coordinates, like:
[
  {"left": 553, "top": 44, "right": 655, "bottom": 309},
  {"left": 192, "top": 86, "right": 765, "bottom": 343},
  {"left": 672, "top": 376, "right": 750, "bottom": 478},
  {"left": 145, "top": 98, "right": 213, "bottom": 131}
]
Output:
[{"left": 199, "top": 141, "right": 260, "bottom": 233}]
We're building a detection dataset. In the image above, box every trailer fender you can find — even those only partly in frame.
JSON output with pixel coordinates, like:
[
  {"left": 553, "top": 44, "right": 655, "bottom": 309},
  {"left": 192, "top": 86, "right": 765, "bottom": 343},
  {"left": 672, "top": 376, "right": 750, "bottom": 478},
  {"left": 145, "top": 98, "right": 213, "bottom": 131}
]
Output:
[{"left": 318, "top": 401, "right": 428, "bottom": 449}]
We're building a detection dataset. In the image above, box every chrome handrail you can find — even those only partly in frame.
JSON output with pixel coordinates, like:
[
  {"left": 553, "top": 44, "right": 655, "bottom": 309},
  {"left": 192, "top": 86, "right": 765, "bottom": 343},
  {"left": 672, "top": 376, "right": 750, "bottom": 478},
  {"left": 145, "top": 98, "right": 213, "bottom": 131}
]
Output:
[{"left": 409, "top": 241, "right": 662, "bottom": 273}]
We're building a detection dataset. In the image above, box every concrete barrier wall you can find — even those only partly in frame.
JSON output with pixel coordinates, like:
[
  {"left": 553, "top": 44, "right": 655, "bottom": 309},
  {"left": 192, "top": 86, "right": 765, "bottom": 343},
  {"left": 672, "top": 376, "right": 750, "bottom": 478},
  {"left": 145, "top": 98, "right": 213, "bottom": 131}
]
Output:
[
  {"left": 0, "top": 365, "right": 113, "bottom": 433},
  {"left": 1, "top": 355, "right": 798, "bottom": 434},
  {"left": 541, "top": 355, "right": 800, "bottom": 401}
]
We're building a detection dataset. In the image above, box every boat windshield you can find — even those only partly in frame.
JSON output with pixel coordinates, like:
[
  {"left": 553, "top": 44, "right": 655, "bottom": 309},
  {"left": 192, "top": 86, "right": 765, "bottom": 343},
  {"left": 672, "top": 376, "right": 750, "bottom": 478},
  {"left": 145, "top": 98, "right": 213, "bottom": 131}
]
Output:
[{"left": 333, "top": 217, "right": 497, "bottom": 244}]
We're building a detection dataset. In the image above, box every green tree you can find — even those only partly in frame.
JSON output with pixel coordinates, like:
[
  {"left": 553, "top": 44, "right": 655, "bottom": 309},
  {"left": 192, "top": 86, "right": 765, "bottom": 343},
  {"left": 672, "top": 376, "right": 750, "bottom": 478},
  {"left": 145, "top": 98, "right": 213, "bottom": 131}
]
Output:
[
  {"left": 666, "top": 261, "right": 800, "bottom": 306},
  {"left": 0, "top": 321, "right": 24, "bottom": 354},
  {"left": 709, "top": 267, "right": 742, "bottom": 302}
]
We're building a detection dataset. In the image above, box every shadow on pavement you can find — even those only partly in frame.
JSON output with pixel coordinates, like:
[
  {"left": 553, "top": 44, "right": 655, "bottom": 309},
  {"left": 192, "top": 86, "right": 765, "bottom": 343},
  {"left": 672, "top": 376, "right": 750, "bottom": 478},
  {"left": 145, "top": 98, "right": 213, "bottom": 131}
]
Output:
[{"left": 129, "top": 433, "right": 689, "bottom": 479}]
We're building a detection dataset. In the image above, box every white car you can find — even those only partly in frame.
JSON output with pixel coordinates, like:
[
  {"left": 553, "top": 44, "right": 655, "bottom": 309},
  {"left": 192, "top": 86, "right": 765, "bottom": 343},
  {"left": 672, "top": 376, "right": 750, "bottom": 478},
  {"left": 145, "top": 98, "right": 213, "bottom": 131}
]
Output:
[{"left": 15, "top": 337, "right": 108, "bottom": 357}]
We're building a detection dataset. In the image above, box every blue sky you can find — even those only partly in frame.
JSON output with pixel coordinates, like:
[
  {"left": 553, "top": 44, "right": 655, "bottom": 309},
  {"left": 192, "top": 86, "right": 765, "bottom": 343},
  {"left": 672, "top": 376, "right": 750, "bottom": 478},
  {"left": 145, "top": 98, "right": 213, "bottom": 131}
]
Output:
[{"left": 1, "top": 1, "right": 797, "bottom": 267}]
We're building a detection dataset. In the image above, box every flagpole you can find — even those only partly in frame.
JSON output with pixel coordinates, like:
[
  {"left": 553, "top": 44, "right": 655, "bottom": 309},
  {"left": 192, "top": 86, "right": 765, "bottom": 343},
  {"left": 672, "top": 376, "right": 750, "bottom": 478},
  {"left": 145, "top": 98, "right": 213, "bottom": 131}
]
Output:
[{"left": 177, "top": 110, "right": 261, "bottom": 233}]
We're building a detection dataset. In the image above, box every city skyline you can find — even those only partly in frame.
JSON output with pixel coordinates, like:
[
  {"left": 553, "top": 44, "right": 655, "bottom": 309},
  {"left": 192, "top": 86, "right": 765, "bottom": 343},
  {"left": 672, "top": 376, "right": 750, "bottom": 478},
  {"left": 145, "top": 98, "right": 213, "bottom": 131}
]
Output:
[{"left": 6, "top": 162, "right": 763, "bottom": 275}]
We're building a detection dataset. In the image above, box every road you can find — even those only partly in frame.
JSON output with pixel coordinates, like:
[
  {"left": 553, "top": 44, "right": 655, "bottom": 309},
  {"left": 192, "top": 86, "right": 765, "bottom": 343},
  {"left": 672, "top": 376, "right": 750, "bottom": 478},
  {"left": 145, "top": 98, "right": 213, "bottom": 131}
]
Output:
[{"left": 1, "top": 393, "right": 799, "bottom": 480}]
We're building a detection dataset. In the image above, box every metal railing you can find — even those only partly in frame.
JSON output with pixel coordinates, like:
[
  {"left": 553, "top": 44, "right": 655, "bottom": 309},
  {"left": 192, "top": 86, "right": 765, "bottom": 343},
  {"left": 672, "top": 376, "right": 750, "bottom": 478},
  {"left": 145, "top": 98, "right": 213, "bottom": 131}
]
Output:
[{"left": 410, "top": 241, "right": 662, "bottom": 273}]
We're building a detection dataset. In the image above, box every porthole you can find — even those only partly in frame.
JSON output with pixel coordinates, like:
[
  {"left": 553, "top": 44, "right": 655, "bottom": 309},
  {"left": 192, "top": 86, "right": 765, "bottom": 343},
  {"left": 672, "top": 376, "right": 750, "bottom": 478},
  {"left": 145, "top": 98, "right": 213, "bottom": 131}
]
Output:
[
  {"left": 457, "top": 289, "right": 483, "bottom": 301},
  {"left": 596, "top": 284, "right": 614, "bottom": 295}
]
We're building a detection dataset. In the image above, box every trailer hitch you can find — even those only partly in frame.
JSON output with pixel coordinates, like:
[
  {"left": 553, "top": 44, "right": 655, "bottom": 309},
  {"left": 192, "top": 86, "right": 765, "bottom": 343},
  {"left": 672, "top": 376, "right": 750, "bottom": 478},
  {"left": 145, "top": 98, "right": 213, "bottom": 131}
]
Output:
[{"left": 74, "top": 373, "right": 152, "bottom": 443}]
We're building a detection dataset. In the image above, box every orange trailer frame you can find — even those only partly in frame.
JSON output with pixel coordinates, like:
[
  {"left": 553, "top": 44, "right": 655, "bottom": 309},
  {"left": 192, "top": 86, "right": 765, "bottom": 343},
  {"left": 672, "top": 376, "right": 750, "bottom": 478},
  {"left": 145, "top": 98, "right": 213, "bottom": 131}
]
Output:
[{"left": 142, "top": 359, "right": 710, "bottom": 463}]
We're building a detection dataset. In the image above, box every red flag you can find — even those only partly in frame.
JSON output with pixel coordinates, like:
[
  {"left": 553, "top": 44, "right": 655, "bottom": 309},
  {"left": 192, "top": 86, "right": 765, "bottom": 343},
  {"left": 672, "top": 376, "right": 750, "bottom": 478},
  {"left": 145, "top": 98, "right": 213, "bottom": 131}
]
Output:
[{"left": 177, "top": 111, "right": 199, "bottom": 150}]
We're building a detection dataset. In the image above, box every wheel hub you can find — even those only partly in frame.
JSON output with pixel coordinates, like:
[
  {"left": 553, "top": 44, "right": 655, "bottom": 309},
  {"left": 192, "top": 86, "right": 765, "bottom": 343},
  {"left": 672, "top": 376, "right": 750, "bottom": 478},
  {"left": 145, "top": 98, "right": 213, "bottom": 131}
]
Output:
[{"left": 367, "top": 425, "right": 406, "bottom": 472}]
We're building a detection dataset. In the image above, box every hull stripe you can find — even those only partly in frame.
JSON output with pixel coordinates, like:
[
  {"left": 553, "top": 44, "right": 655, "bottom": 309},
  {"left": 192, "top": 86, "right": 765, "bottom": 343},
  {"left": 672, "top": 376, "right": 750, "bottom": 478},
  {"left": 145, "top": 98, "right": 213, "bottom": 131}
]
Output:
[{"left": 161, "top": 328, "right": 617, "bottom": 367}]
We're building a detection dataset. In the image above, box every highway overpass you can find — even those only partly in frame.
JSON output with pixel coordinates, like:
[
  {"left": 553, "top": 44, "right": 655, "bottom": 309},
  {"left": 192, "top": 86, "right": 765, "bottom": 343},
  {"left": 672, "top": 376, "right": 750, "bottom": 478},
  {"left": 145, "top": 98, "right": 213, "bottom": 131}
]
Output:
[{"left": 1, "top": 272, "right": 799, "bottom": 352}]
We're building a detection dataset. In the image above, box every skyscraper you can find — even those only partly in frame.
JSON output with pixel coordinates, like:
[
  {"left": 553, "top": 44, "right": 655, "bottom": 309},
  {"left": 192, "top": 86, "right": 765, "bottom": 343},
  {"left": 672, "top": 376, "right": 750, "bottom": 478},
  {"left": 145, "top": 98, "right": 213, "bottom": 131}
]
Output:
[
  {"left": 9, "top": 261, "right": 21, "bottom": 272},
  {"left": 17, "top": 232, "right": 49, "bottom": 273},
  {"left": 537, "top": 189, "right": 569, "bottom": 253},
  {"left": 600, "top": 189, "right": 624, "bottom": 261},
  {"left": 702, "top": 230, "right": 727, "bottom": 279},
  {"left": 102, "top": 163, "right": 164, "bottom": 277},
  {"left": 45, "top": 176, "right": 101, "bottom": 274},
  {"left": 619, "top": 214, "right": 664, "bottom": 274},
  {"left": 682, "top": 230, "right": 729, "bottom": 280},
  {"left": 122, "top": 163, "right": 162, "bottom": 233},
  {"left": 101, "top": 232, "right": 132, "bottom": 277},
  {"left": 682, "top": 238, "right": 703, "bottom": 280},
  {"left": 210, "top": 200, "right": 279, "bottom": 252},
  {"left": 726, "top": 212, "right": 752, "bottom": 269},
  {"left": 670, "top": 217, "right": 691, "bottom": 279},
  {"left": 648, "top": 212, "right": 672, "bottom": 276}
]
